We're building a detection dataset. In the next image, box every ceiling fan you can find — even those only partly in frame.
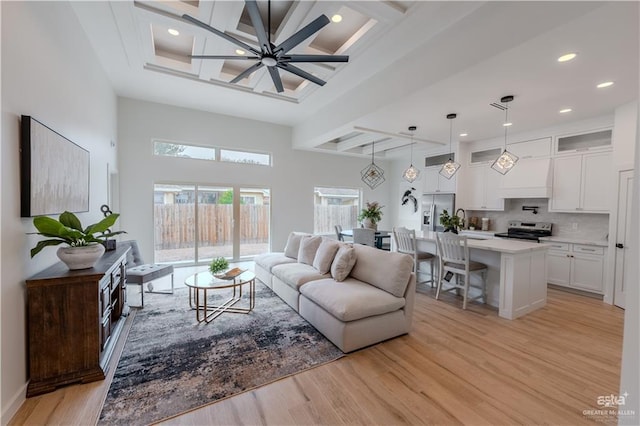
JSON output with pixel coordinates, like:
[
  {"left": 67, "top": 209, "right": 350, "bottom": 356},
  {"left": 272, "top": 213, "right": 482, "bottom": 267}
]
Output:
[{"left": 182, "top": 0, "right": 349, "bottom": 93}]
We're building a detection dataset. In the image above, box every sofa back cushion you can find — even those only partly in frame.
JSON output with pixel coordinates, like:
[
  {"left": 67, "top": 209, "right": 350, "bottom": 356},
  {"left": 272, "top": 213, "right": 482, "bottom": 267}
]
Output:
[
  {"left": 330, "top": 245, "right": 357, "bottom": 282},
  {"left": 284, "top": 232, "right": 310, "bottom": 259},
  {"left": 298, "top": 235, "right": 322, "bottom": 265},
  {"left": 350, "top": 244, "right": 413, "bottom": 298},
  {"left": 312, "top": 237, "right": 340, "bottom": 274}
]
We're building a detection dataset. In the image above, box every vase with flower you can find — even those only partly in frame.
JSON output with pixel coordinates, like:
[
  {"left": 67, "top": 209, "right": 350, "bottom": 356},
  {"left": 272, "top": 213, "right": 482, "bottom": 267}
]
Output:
[{"left": 357, "top": 201, "right": 384, "bottom": 230}]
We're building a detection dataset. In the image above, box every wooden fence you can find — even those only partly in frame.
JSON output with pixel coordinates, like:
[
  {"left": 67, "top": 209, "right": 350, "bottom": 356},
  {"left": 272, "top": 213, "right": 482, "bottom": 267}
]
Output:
[
  {"left": 154, "top": 204, "right": 269, "bottom": 249},
  {"left": 154, "top": 204, "right": 358, "bottom": 249}
]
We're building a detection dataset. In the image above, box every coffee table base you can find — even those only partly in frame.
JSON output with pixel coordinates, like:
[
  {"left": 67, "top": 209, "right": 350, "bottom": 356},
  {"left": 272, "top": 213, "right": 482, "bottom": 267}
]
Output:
[{"left": 188, "top": 278, "right": 255, "bottom": 323}]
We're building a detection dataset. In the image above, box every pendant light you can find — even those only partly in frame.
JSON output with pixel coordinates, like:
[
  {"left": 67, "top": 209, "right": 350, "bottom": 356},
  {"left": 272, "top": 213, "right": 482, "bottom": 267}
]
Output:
[
  {"left": 361, "top": 140, "right": 385, "bottom": 189},
  {"left": 491, "top": 95, "right": 519, "bottom": 175},
  {"left": 439, "top": 113, "right": 461, "bottom": 179},
  {"left": 402, "top": 126, "right": 420, "bottom": 183}
]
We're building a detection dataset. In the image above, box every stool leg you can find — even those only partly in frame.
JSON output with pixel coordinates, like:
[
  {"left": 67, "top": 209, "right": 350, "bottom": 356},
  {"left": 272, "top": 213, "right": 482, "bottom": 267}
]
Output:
[{"left": 141, "top": 283, "right": 144, "bottom": 307}]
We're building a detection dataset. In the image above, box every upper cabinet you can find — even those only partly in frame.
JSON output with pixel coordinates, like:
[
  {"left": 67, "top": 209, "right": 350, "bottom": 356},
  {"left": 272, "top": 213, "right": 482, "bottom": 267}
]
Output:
[
  {"left": 554, "top": 129, "right": 612, "bottom": 155},
  {"left": 508, "top": 137, "right": 552, "bottom": 159},
  {"left": 549, "top": 151, "right": 612, "bottom": 213},
  {"left": 464, "top": 166, "right": 504, "bottom": 211},
  {"left": 423, "top": 166, "right": 456, "bottom": 193}
]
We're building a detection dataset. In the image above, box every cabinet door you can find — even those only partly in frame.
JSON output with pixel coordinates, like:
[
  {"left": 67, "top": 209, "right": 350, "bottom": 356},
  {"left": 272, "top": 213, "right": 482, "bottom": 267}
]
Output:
[
  {"left": 484, "top": 168, "right": 505, "bottom": 210},
  {"left": 423, "top": 167, "right": 439, "bottom": 193},
  {"left": 550, "top": 156, "right": 582, "bottom": 211},
  {"left": 464, "top": 167, "right": 486, "bottom": 209},
  {"left": 438, "top": 172, "right": 457, "bottom": 193},
  {"left": 547, "top": 251, "right": 571, "bottom": 286},
  {"left": 571, "top": 254, "right": 604, "bottom": 293},
  {"left": 581, "top": 152, "right": 611, "bottom": 212}
]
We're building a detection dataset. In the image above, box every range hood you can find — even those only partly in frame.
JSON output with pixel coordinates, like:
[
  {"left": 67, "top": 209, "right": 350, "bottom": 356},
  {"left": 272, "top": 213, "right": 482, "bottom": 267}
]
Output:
[{"left": 498, "top": 158, "right": 552, "bottom": 198}]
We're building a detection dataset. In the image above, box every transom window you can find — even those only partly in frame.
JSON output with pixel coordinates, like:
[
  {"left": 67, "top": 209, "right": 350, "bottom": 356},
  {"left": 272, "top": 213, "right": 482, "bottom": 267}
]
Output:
[{"left": 153, "top": 140, "right": 271, "bottom": 166}]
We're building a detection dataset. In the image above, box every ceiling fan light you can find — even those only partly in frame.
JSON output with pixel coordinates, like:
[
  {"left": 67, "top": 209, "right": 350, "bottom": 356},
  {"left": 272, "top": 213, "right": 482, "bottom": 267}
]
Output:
[
  {"left": 402, "top": 164, "right": 420, "bottom": 183},
  {"left": 491, "top": 150, "right": 519, "bottom": 175},
  {"left": 439, "top": 159, "right": 460, "bottom": 179}
]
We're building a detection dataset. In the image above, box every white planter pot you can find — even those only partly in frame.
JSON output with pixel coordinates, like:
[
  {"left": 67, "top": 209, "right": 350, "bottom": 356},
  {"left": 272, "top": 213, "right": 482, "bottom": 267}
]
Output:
[
  {"left": 362, "top": 218, "right": 378, "bottom": 231},
  {"left": 57, "top": 244, "right": 105, "bottom": 270}
]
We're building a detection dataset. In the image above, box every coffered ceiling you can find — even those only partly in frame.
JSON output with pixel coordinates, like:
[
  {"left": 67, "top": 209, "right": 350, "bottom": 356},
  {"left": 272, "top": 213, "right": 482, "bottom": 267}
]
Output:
[{"left": 71, "top": 1, "right": 639, "bottom": 159}]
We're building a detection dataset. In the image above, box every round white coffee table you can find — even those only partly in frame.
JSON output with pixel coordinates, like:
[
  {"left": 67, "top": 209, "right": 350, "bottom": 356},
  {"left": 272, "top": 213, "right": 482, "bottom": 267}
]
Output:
[{"left": 184, "top": 270, "right": 255, "bottom": 323}]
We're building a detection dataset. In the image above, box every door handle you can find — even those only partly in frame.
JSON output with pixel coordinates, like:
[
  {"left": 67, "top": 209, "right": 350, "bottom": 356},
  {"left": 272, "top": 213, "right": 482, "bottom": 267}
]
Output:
[{"left": 616, "top": 243, "right": 624, "bottom": 249}]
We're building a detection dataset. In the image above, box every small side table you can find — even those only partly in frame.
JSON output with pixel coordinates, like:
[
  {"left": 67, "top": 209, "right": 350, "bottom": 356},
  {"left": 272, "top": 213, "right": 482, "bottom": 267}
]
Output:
[{"left": 184, "top": 270, "right": 255, "bottom": 323}]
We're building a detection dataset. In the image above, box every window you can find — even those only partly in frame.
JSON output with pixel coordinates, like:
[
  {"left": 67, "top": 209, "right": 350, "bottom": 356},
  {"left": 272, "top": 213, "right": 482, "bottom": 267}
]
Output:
[
  {"left": 152, "top": 140, "right": 272, "bottom": 166},
  {"left": 313, "top": 187, "right": 361, "bottom": 234},
  {"left": 153, "top": 140, "right": 215, "bottom": 161}
]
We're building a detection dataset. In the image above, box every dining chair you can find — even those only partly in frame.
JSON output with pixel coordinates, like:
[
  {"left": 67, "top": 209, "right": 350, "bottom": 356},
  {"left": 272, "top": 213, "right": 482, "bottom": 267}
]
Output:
[
  {"left": 352, "top": 228, "right": 376, "bottom": 247},
  {"left": 335, "top": 225, "right": 344, "bottom": 241},
  {"left": 435, "top": 232, "right": 487, "bottom": 309},
  {"left": 392, "top": 227, "right": 435, "bottom": 287}
]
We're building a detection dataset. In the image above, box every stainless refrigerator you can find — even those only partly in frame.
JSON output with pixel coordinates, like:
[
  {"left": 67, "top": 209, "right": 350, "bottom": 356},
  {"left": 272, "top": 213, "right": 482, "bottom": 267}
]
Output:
[{"left": 421, "top": 193, "right": 455, "bottom": 232}]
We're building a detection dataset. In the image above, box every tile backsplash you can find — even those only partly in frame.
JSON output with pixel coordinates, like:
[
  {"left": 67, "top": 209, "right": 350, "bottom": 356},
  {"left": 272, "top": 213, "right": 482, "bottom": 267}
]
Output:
[{"left": 466, "top": 198, "right": 609, "bottom": 240}]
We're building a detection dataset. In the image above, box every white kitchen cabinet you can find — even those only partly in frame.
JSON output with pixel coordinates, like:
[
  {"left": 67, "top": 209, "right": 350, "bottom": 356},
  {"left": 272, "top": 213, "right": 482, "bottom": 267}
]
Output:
[
  {"left": 555, "top": 128, "right": 612, "bottom": 155},
  {"left": 546, "top": 242, "right": 606, "bottom": 294},
  {"left": 423, "top": 166, "right": 456, "bottom": 193},
  {"left": 549, "top": 151, "right": 611, "bottom": 213},
  {"left": 507, "top": 137, "right": 552, "bottom": 159},
  {"left": 464, "top": 166, "right": 504, "bottom": 210}
]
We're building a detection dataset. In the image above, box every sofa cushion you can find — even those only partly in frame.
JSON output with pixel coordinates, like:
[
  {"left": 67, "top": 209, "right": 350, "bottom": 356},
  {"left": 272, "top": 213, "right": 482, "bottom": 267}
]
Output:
[
  {"left": 254, "top": 252, "right": 296, "bottom": 272},
  {"left": 300, "top": 278, "right": 406, "bottom": 322},
  {"left": 330, "top": 245, "right": 357, "bottom": 282},
  {"left": 272, "top": 263, "right": 328, "bottom": 290},
  {"left": 313, "top": 237, "right": 340, "bottom": 274},
  {"left": 298, "top": 235, "right": 322, "bottom": 265},
  {"left": 284, "top": 232, "right": 310, "bottom": 259},
  {"left": 350, "top": 244, "right": 413, "bottom": 298}
]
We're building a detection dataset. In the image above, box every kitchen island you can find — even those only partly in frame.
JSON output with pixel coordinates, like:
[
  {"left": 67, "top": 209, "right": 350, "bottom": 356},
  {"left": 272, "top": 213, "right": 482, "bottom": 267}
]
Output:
[{"left": 415, "top": 231, "right": 550, "bottom": 320}]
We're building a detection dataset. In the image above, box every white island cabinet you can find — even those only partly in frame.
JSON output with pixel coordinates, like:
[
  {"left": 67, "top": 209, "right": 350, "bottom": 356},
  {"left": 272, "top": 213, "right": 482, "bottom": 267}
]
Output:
[{"left": 415, "top": 232, "right": 550, "bottom": 320}]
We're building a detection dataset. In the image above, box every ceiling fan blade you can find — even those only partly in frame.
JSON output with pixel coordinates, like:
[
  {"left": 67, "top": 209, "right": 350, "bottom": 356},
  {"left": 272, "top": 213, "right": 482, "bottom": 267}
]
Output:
[
  {"left": 282, "top": 54, "right": 349, "bottom": 63},
  {"left": 182, "top": 14, "right": 259, "bottom": 55},
  {"left": 191, "top": 55, "right": 260, "bottom": 60},
  {"left": 277, "top": 63, "right": 326, "bottom": 87},
  {"left": 245, "top": 0, "right": 272, "bottom": 55},
  {"left": 275, "top": 15, "right": 330, "bottom": 54},
  {"left": 267, "top": 66, "right": 284, "bottom": 93},
  {"left": 230, "top": 62, "right": 264, "bottom": 84}
]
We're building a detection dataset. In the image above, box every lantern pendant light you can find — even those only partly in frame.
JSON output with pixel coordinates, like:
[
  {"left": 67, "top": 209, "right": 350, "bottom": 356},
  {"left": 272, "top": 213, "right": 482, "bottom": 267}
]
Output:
[
  {"left": 361, "top": 140, "right": 385, "bottom": 189},
  {"left": 402, "top": 126, "right": 420, "bottom": 183},
  {"left": 491, "top": 95, "right": 519, "bottom": 175},
  {"left": 439, "top": 113, "right": 461, "bottom": 179}
]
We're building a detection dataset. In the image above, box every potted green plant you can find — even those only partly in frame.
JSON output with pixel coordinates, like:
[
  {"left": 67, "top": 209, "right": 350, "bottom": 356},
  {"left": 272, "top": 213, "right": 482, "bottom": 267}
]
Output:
[
  {"left": 209, "top": 257, "right": 229, "bottom": 275},
  {"left": 439, "top": 209, "right": 462, "bottom": 233},
  {"left": 30, "top": 211, "right": 126, "bottom": 269},
  {"left": 357, "top": 201, "right": 384, "bottom": 230}
]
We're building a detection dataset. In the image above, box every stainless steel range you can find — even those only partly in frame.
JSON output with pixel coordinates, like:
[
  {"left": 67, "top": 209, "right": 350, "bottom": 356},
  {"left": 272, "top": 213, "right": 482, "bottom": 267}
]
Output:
[{"left": 494, "top": 221, "right": 552, "bottom": 242}]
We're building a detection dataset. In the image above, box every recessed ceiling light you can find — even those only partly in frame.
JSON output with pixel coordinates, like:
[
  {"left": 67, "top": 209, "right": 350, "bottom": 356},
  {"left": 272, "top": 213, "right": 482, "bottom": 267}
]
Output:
[
  {"left": 597, "top": 81, "right": 614, "bottom": 89},
  {"left": 235, "top": 49, "right": 246, "bottom": 55},
  {"left": 331, "top": 14, "right": 342, "bottom": 23},
  {"left": 459, "top": 133, "right": 468, "bottom": 137},
  {"left": 168, "top": 28, "right": 180, "bottom": 36},
  {"left": 559, "top": 108, "right": 572, "bottom": 114},
  {"left": 503, "top": 122, "right": 513, "bottom": 127},
  {"left": 557, "top": 52, "right": 577, "bottom": 62}
]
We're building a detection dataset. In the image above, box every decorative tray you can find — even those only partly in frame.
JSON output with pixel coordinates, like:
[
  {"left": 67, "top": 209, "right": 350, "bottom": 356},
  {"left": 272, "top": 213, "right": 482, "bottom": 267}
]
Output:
[{"left": 214, "top": 267, "right": 246, "bottom": 280}]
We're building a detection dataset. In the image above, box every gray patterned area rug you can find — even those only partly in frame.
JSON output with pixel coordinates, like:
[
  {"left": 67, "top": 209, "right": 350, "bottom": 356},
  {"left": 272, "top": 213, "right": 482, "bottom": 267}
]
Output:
[{"left": 99, "top": 280, "right": 343, "bottom": 425}]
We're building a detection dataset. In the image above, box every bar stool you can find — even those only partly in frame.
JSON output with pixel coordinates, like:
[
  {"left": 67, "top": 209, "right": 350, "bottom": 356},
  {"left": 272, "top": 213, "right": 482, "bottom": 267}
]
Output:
[
  {"left": 435, "top": 232, "right": 487, "bottom": 309},
  {"left": 393, "top": 227, "right": 435, "bottom": 287},
  {"left": 120, "top": 240, "right": 174, "bottom": 307}
]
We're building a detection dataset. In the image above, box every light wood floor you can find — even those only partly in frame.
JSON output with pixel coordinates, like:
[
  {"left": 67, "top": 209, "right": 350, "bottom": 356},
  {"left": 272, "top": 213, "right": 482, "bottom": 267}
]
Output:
[{"left": 10, "top": 287, "right": 624, "bottom": 425}]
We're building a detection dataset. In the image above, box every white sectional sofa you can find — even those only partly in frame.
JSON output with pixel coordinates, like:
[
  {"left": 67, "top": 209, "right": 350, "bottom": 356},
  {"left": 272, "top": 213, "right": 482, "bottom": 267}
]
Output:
[{"left": 254, "top": 232, "right": 416, "bottom": 353}]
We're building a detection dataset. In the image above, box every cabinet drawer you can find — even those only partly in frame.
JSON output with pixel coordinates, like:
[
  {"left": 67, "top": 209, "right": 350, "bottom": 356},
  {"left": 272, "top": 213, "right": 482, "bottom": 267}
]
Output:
[
  {"left": 547, "top": 242, "right": 569, "bottom": 251},
  {"left": 100, "top": 285, "right": 111, "bottom": 317},
  {"left": 573, "top": 245, "right": 604, "bottom": 255}
]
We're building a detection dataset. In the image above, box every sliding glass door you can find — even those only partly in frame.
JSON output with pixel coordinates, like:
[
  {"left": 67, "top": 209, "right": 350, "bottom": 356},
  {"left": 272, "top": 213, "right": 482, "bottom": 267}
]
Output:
[{"left": 153, "top": 184, "right": 270, "bottom": 264}]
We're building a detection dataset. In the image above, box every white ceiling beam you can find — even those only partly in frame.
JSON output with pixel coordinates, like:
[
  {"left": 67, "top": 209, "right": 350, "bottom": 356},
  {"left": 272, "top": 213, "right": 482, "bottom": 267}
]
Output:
[
  {"left": 335, "top": 132, "right": 376, "bottom": 151},
  {"left": 361, "top": 138, "right": 409, "bottom": 155},
  {"left": 353, "top": 126, "right": 445, "bottom": 145}
]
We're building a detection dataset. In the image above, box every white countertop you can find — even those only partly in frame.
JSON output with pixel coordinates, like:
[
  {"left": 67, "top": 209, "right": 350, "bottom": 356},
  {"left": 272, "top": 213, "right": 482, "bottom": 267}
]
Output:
[
  {"left": 416, "top": 231, "right": 550, "bottom": 254},
  {"left": 539, "top": 236, "right": 608, "bottom": 247}
]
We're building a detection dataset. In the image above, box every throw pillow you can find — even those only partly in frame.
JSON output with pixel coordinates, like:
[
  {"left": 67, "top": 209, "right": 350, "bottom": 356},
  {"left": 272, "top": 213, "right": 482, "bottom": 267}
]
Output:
[
  {"left": 297, "top": 235, "right": 322, "bottom": 265},
  {"left": 284, "top": 232, "right": 307, "bottom": 259},
  {"left": 331, "top": 245, "right": 357, "bottom": 282},
  {"left": 312, "top": 237, "right": 340, "bottom": 274}
]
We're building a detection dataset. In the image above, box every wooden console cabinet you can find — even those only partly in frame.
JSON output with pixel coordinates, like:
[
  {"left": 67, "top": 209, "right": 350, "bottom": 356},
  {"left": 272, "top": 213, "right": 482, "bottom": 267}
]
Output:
[{"left": 25, "top": 245, "right": 130, "bottom": 397}]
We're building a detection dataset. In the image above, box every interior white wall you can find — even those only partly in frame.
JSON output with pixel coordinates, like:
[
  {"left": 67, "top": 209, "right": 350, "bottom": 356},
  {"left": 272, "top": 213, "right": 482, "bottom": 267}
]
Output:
[
  {"left": 0, "top": 2, "right": 117, "bottom": 421},
  {"left": 117, "top": 97, "right": 391, "bottom": 261}
]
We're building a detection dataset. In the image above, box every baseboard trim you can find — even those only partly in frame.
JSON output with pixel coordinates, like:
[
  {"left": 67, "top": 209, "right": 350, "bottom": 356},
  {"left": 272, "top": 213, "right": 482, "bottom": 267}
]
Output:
[{"left": 1, "top": 382, "right": 27, "bottom": 425}]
